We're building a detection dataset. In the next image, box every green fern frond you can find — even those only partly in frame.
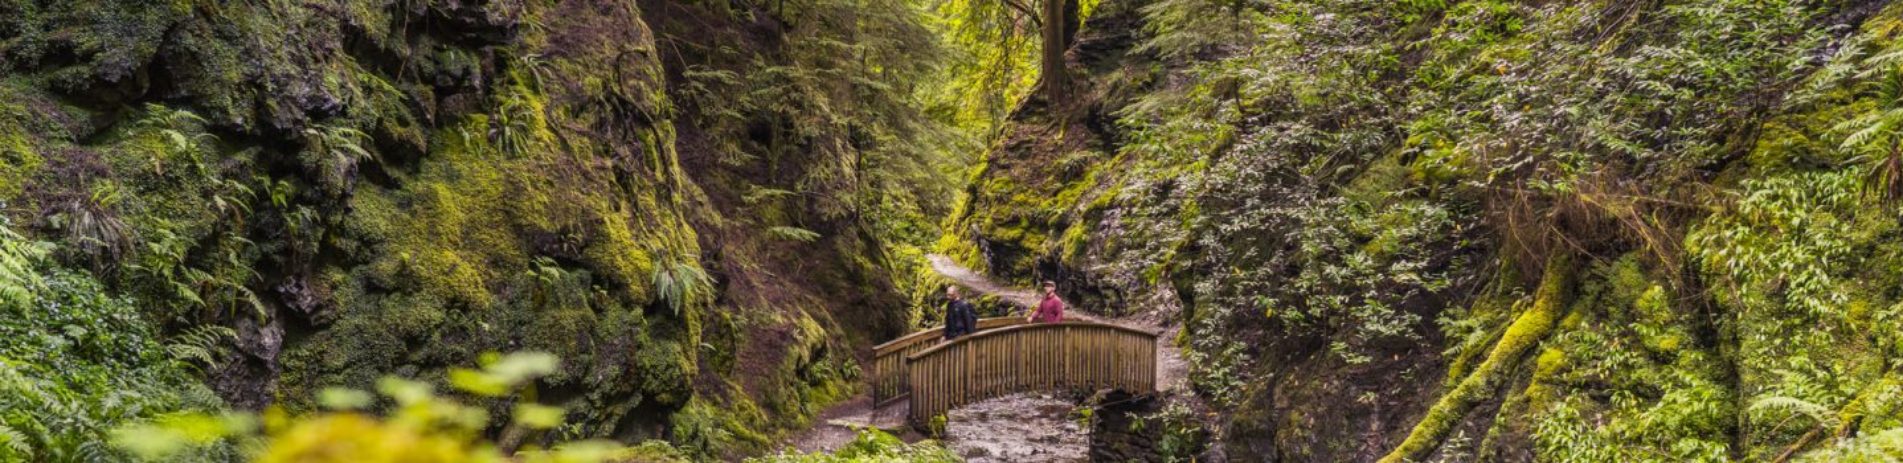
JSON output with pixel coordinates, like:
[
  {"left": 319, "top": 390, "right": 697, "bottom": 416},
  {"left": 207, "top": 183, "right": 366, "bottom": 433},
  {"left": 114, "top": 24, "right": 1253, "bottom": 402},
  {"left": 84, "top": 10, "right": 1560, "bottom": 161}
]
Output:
[
  {"left": 166, "top": 325, "right": 236, "bottom": 371},
  {"left": 651, "top": 259, "right": 715, "bottom": 315},
  {"left": 741, "top": 187, "right": 800, "bottom": 204},
  {"left": 0, "top": 422, "right": 31, "bottom": 459},
  {"left": 1751, "top": 395, "right": 1837, "bottom": 428},
  {"left": 766, "top": 226, "right": 822, "bottom": 242},
  {"left": 0, "top": 225, "right": 50, "bottom": 307}
]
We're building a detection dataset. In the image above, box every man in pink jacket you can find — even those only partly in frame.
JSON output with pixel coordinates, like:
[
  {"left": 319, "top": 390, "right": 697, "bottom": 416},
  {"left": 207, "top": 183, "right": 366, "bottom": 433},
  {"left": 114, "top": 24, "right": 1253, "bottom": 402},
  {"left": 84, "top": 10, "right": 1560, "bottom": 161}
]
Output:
[{"left": 1029, "top": 281, "right": 1065, "bottom": 323}]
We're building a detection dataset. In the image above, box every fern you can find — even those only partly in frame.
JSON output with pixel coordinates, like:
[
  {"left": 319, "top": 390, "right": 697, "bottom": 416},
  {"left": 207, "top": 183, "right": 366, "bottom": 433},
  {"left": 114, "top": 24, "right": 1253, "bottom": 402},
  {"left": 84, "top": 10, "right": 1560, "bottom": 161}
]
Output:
[
  {"left": 651, "top": 258, "right": 715, "bottom": 316},
  {"left": 1751, "top": 395, "right": 1838, "bottom": 429},
  {"left": 742, "top": 186, "right": 800, "bottom": 205},
  {"left": 166, "top": 325, "right": 236, "bottom": 371},
  {"left": 1793, "top": 428, "right": 1903, "bottom": 462},
  {"left": 75, "top": 440, "right": 112, "bottom": 462},
  {"left": 133, "top": 104, "right": 217, "bottom": 177},
  {"left": 0, "top": 422, "right": 30, "bottom": 460},
  {"left": 227, "top": 282, "right": 269, "bottom": 321},
  {"left": 490, "top": 86, "right": 552, "bottom": 158},
  {"left": 302, "top": 124, "right": 376, "bottom": 196},
  {"left": 0, "top": 226, "right": 49, "bottom": 307},
  {"left": 766, "top": 226, "right": 822, "bottom": 242},
  {"left": 45, "top": 183, "right": 137, "bottom": 266},
  {"left": 1822, "top": 37, "right": 1903, "bottom": 206}
]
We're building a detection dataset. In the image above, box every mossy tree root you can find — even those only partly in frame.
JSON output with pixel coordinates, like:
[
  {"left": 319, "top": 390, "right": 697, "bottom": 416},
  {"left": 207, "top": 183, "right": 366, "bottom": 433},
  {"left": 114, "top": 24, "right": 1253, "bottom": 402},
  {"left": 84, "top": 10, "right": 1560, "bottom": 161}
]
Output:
[{"left": 1377, "top": 254, "right": 1575, "bottom": 463}]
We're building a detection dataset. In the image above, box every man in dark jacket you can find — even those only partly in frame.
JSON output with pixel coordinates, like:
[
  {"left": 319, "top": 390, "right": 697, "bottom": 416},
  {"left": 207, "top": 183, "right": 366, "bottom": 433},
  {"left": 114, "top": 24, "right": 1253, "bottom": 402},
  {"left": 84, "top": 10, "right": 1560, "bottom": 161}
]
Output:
[{"left": 943, "top": 286, "right": 978, "bottom": 340}]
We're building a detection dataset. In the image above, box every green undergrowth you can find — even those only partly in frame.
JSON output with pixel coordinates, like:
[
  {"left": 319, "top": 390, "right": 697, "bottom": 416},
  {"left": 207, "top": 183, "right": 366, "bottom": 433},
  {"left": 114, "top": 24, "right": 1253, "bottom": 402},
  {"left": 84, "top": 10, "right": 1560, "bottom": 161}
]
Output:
[
  {"left": 1381, "top": 255, "right": 1573, "bottom": 463},
  {"left": 0, "top": 226, "right": 238, "bottom": 462},
  {"left": 947, "top": 0, "right": 1903, "bottom": 460},
  {"left": 0, "top": 0, "right": 964, "bottom": 460},
  {"left": 748, "top": 429, "right": 959, "bottom": 463},
  {"left": 110, "top": 351, "right": 695, "bottom": 463}
]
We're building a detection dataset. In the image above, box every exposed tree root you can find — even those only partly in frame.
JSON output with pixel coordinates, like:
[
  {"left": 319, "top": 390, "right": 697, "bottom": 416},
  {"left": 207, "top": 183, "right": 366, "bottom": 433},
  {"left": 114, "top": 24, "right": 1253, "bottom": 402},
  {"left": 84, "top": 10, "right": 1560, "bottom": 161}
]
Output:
[{"left": 1378, "top": 254, "right": 1574, "bottom": 463}]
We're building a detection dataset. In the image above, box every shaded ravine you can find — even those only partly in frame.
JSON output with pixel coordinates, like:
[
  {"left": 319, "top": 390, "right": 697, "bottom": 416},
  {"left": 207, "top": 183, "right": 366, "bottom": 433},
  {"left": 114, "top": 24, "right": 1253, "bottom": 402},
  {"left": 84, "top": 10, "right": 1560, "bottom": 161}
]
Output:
[{"left": 777, "top": 255, "right": 1189, "bottom": 459}]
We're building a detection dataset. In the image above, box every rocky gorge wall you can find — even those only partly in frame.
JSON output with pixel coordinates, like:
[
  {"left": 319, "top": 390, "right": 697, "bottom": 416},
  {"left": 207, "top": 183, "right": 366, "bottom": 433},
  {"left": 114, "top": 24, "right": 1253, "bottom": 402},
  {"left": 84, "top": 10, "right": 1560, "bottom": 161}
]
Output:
[
  {"left": 0, "top": 0, "right": 939, "bottom": 458},
  {"left": 949, "top": 0, "right": 1903, "bottom": 461}
]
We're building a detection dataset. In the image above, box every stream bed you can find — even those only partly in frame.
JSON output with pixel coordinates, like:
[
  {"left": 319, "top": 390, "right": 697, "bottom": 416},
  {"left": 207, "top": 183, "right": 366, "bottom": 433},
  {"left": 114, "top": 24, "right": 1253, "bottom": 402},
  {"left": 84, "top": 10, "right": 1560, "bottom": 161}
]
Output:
[{"left": 942, "top": 393, "right": 1090, "bottom": 462}]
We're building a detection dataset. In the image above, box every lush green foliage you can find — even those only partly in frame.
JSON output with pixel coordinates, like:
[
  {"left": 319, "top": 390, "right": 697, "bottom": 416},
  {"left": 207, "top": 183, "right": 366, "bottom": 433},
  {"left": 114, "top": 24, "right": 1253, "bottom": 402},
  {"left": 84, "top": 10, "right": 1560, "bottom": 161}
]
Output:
[
  {"left": 947, "top": 0, "right": 1903, "bottom": 460},
  {"left": 925, "top": 0, "right": 1046, "bottom": 137},
  {"left": 748, "top": 429, "right": 959, "bottom": 463},
  {"left": 25, "top": 0, "right": 1903, "bottom": 460},
  {"left": 0, "top": 0, "right": 965, "bottom": 460},
  {"left": 0, "top": 226, "right": 234, "bottom": 462},
  {"left": 113, "top": 352, "right": 681, "bottom": 463}
]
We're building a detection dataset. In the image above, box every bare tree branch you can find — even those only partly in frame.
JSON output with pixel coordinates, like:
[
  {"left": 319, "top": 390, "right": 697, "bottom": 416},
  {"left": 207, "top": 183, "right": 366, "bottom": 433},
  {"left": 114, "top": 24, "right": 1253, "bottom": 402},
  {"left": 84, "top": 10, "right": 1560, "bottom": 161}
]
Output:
[{"left": 1001, "top": 0, "right": 1043, "bottom": 29}]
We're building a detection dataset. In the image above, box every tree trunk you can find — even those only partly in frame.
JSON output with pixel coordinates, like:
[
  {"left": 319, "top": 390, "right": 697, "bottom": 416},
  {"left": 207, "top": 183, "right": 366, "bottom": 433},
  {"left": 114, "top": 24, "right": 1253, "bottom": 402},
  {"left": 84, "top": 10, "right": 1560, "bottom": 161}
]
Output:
[{"left": 1039, "top": 0, "right": 1078, "bottom": 103}]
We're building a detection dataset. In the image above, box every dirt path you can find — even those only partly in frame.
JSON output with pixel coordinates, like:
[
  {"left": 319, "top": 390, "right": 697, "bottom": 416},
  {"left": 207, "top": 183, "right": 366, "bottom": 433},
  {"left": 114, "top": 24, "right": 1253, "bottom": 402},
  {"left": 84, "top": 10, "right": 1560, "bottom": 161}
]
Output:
[
  {"left": 776, "top": 395, "right": 911, "bottom": 455},
  {"left": 778, "top": 254, "right": 1191, "bottom": 456},
  {"left": 927, "top": 254, "right": 1041, "bottom": 309}
]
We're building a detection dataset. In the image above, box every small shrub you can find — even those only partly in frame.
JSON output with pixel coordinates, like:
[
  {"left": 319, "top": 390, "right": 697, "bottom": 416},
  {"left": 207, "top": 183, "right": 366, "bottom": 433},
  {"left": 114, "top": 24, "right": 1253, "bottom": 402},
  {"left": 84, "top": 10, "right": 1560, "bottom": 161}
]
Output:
[
  {"left": 748, "top": 428, "right": 959, "bottom": 463},
  {"left": 0, "top": 225, "right": 234, "bottom": 462}
]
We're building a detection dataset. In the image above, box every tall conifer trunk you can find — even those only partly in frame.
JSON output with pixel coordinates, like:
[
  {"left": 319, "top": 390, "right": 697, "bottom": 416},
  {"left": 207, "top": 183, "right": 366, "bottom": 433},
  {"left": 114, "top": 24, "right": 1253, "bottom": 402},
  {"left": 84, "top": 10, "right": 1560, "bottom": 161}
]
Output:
[{"left": 1039, "top": 0, "right": 1078, "bottom": 102}]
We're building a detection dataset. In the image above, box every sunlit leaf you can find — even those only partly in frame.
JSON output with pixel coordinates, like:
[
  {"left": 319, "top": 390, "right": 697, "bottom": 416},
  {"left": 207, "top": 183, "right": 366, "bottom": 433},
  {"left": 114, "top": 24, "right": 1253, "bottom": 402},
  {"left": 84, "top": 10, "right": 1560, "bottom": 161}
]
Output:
[
  {"left": 514, "top": 403, "right": 566, "bottom": 430},
  {"left": 377, "top": 377, "right": 434, "bottom": 405},
  {"left": 318, "top": 387, "right": 374, "bottom": 410}
]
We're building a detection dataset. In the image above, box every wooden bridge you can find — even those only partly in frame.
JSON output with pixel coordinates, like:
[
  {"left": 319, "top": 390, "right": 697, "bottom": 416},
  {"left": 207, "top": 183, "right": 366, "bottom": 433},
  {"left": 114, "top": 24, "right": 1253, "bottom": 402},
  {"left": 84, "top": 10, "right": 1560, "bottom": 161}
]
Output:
[{"left": 870, "top": 318, "right": 1161, "bottom": 426}]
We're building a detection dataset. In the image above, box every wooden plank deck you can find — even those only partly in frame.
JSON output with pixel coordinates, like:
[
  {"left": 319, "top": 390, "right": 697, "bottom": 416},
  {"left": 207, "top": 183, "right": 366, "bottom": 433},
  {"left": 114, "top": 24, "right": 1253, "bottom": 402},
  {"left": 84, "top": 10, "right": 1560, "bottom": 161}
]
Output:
[{"left": 893, "top": 320, "right": 1161, "bottom": 426}]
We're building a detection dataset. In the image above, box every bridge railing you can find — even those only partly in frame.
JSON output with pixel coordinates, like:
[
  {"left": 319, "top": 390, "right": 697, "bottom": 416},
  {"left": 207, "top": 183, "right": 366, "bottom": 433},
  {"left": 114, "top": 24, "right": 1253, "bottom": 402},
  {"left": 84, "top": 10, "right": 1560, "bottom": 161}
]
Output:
[
  {"left": 871, "top": 317, "right": 1028, "bottom": 406},
  {"left": 905, "top": 321, "right": 1159, "bottom": 426}
]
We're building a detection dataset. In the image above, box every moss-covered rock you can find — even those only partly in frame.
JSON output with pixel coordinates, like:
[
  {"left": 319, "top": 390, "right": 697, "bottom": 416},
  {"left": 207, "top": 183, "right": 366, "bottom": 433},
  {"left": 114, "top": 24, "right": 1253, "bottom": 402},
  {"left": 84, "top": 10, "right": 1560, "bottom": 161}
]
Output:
[
  {"left": 946, "top": 0, "right": 1903, "bottom": 461},
  {"left": 0, "top": 0, "right": 943, "bottom": 459}
]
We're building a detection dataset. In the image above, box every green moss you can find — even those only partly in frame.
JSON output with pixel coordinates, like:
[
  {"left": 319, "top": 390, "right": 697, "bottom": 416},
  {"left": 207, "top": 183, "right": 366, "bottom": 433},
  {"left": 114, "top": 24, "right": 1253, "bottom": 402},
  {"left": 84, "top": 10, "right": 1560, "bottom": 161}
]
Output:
[
  {"left": 1058, "top": 222, "right": 1090, "bottom": 260},
  {"left": 1526, "top": 346, "right": 1567, "bottom": 405},
  {"left": 282, "top": 52, "right": 713, "bottom": 418},
  {"left": 356, "top": 66, "right": 427, "bottom": 155},
  {"left": 0, "top": 2, "right": 958, "bottom": 460},
  {"left": 278, "top": 291, "right": 451, "bottom": 405},
  {"left": 3, "top": 1, "right": 186, "bottom": 88},
  {"left": 928, "top": 414, "right": 948, "bottom": 438},
  {"left": 1439, "top": 265, "right": 1523, "bottom": 385},
  {"left": 341, "top": 103, "right": 689, "bottom": 312},
  {"left": 1504, "top": 252, "right": 1736, "bottom": 461},
  {"left": 520, "top": 307, "right": 598, "bottom": 382},
  {"left": 0, "top": 118, "right": 40, "bottom": 201},
  {"left": 748, "top": 428, "right": 959, "bottom": 462},
  {"left": 1343, "top": 149, "right": 1415, "bottom": 204},
  {"left": 1380, "top": 254, "right": 1574, "bottom": 463},
  {"left": 611, "top": 441, "right": 694, "bottom": 463},
  {"left": 635, "top": 337, "right": 696, "bottom": 407},
  {"left": 586, "top": 211, "right": 659, "bottom": 303},
  {"left": 670, "top": 395, "right": 772, "bottom": 457}
]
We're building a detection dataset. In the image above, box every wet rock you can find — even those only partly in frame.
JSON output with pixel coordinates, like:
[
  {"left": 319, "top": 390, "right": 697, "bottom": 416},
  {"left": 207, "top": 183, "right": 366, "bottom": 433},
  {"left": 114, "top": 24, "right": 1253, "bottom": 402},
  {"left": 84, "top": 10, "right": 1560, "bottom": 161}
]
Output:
[
  {"left": 276, "top": 276, "right": 334, "bottom": 325},
  {"left": 211, "top": 315, "right": 283, "bottom": 410},
  {"left": 1090, "top": 391, "right": 1212, "bottom": 463},
  {"left": 944, "top": 393, "right": 1089, "bottom": 463},
  {"left": 1090, "top": 392, "right": 1161, "bottom": 462}
]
